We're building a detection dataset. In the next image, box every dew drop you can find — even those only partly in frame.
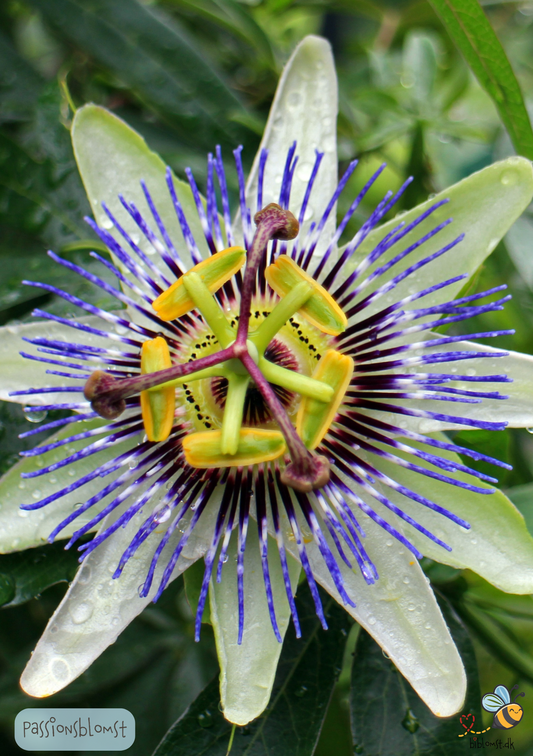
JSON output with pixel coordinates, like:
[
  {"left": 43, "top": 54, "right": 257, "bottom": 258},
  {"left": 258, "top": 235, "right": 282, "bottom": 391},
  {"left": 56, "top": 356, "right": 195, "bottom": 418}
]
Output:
[
  {"left": 500, "top": 169, "right": 519, "bottom": 186},
  {"left": 294, "top": 685, "right": 308, "bottom": 697},
  {"left": 25, "top": 408, "right": 48, "bottom": 424},
  {"left": 154, "top": 506, "right": 171, "bottom": 524},
  {"left": 32, "top": 490, "right": 41, "bottom": 500},
  {"left": 382, "top": 650, "right": 391, "bottom": 660},
  {"left": 222, "top": 554, "right": 229, "bottom": 564},
  {"left": 101, "top": 217, "right": 114, "bottom": 230},
  {"left": 368, "top": 616, "right": 376, "bottom": 626},
  {"left": 77, "top": 565, "right": 92, "bottom": 585},
  {"left": 197, "top": 710, "right": 213, "bottom": 728},
  {"left": 69, "top": 601, "right": 93, "bottom": 624},
  {"left": 297, "top": 162, "right": 313, "bottom": 182},
  {"left": 288, "top": 91, "right": 302, "bottom": 108},
  {"left": 402, "top": 708, "right": 420, "bottom": 733},
  {"left": 50, "top": 658, "right": 70, "bottom": 682},
  {"left": 466, "top": 368, "right": 476, "bottom": 376}
]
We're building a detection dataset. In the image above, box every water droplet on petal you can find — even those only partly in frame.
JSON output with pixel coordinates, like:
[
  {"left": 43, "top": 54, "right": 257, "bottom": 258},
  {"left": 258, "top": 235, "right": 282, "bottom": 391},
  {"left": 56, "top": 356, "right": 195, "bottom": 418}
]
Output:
[
  {"left": 501, "top": 169, "right": 519, "bottom": 186},
  {"left": 25, "top": 408, "right": 48, "bottom": 423},
  {"left": 69, "top": 601, "right": 93, "bottom": 624},
  {"left": 154, "top": 506, "right": 171, "bottom": 524},
  {"left": 50, "top": 658, "right": 70, "bottom": 682}
]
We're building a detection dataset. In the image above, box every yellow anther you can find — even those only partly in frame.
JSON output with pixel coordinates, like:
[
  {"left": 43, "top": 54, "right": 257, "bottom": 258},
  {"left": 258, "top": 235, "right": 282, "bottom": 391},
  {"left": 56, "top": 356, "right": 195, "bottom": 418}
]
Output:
[
  {"left": 265, "top": 255, "right": 347, "bottom": 335},
  {"left": 152, "top": 246, "right": 246, "bottom": 321},
  {"left": 140, "top": 336, "right": 175, "bottom": 442},
  {"left": 182, "top": 428, "right": 286, "bottom": 468},
  {"left": 297, "top": 350, "right": 354, "bottom": 449}
]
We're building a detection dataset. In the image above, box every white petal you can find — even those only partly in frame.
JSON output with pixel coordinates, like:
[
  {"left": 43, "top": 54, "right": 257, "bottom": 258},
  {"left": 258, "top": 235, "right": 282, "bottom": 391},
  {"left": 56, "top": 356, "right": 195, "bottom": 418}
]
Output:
[
  {"left": 0, "top": 418, "right": 141, "bottom": 553},
  {"left": 20, "top": 491, "right": 218, "bottom": 697},
  {"left": 0, "top": 316, "right": 113, "bottom": 406},
  {"left": 347, "top": 156, "right": 533, "bottom": 318},
  {"left": 284, "top": 506, "right": 466, "bottom": 717},
  {"left": 245, "top": 36, "right": 338, "bottom": 253},
  {"left": 210, "top": 527, "right": 300, "bottom": 726},
  {"left": 364, "top": 438, "right": 533, "bottom": 594},
  {"left": 72, "top": 105, "right": 208, "bottom": 274},
  {"left": 367, "top": 339, "right": 533, "bottom": 434}
]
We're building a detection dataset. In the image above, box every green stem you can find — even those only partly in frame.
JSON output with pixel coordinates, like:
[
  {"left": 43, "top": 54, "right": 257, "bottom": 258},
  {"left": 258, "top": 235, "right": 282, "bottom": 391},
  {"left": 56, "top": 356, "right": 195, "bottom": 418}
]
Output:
[
  {"left": 250, "top": 280, "right": 312, "bottom": 354},
  {"left": 183, "top": 272, "right": 235, "bottom": 347},
  {"left": 220, "top": 374, "right": 250, "bottom": 454},
  {"left": 259, "top": 358, "right": 333, "bottom": 402}
]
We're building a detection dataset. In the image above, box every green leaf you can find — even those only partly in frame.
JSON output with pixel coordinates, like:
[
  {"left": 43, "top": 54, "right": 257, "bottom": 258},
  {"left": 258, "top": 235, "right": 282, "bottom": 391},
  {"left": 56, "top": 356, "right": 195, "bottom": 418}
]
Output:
[
  {"left": 0, "top": 84, "right": 90, "bottom": 251},
  {"left": 429, "top": 0, "right": 533, "bottom": 160},
  {"left": 456, "top": 599, "right": 533, "bottom": 686},
  {"left": 29, "top": 0, "right": 250, "bottom": 152},
  {"left": 153, "top": 582, "right": 351, "bottom": 756},
  {"left": 0, "top": 30, "right": 43, "bottom": 123},
  {"left": 504, "top": 482, "right": 533, "bottom": 536},
  {"left": 350, "top": 595, "right": 481, "bottom": 756},
  {"left": 0, "top": 541, "right": 79, "bottom": 607}
]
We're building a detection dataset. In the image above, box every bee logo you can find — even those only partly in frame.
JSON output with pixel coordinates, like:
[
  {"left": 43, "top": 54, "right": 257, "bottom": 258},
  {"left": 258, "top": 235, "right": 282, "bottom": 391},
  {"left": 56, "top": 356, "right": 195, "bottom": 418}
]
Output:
[{"left": 482, "top": 684, "right": 525, "bottom": 730}]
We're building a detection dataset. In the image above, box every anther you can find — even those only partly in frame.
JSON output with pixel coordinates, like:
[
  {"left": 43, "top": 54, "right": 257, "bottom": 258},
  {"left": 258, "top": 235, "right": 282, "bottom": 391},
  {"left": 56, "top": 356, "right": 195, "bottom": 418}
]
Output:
[
  {"left": 83, "top": 370, "right": 126, "bottom": 420},
  {"left": 253, "top": 203, "right": 299, "bottom": 241}
]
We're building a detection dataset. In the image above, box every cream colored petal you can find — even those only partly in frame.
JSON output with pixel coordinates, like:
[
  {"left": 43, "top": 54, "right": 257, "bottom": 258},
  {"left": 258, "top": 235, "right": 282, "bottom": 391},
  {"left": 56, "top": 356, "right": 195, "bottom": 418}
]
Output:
[
  {"left": 345, "top": 156, "right": 533, "bottom": 318},
  {"left": 210, "top": 527, "right": 300, "bottom": 725},
  {"left": 363, "top": 438, "right": 533, "bottom": 594},
  {"left": 20, "top": 490, "right": 218, "bottom": 697},
  {"left": 283, "top": 502, "right": 465, "bottom": 717},
  {"left": 0, "top": 316, "right": 115, "bottom": 405},
  {"left": 0, "top": 418, "right": 141, "bottom": 553},
  {"left": 72, "top": 105, "right": 209, "bottom": 274},
  {"left": 245, "top": 36, "right": 338, "bottom": 255},
  {"left": 364, "top": 339, "right": 533, "bottom": 434}
]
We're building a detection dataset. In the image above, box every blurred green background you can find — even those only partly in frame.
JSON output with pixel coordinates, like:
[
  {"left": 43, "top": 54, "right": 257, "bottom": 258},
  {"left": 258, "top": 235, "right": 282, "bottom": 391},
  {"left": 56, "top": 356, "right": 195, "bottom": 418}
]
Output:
[{"left": 2, "top": 1, "right": 533, "bottom": 754}]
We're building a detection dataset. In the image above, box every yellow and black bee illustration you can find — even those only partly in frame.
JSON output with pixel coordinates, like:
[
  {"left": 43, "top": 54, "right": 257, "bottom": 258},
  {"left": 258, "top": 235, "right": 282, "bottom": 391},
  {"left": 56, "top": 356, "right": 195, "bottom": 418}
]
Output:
[{"left": 482, "top": 684, "right": 525, "bottom": 730}]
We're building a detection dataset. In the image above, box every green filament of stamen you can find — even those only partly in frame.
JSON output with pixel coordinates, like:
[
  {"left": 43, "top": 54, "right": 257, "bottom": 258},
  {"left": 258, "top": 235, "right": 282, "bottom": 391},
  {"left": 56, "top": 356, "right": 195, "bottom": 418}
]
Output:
[
  {"left": 251, "top": 280, "right": 312, "bottom": 354},
  {"left": 183, "top": 272, "right": 235, "bottom": 348},
  {"left": 259, "top": 358, "right": 333, "bottom": 402},
  {"left": 220, "top": 374, "right": 250, "bottom": 454}
]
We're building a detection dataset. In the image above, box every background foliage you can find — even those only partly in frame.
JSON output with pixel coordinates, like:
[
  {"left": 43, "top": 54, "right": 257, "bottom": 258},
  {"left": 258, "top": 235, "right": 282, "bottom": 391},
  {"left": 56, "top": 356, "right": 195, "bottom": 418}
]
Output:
[{"left": 2, "top": 1, "right": 533, "bottom": 754}]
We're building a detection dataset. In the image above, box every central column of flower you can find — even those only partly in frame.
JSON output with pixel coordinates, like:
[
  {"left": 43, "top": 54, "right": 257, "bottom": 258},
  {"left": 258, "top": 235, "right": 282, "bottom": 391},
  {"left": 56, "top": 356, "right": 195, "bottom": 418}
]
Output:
[{"left": 84, "top": 204, "right": 353, "bottom": 493}]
